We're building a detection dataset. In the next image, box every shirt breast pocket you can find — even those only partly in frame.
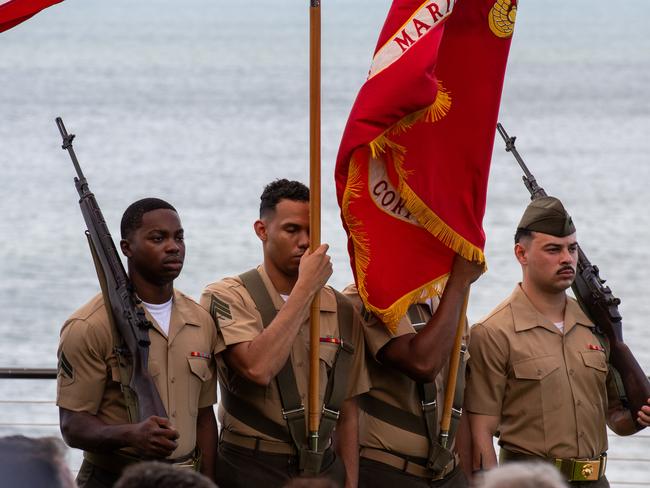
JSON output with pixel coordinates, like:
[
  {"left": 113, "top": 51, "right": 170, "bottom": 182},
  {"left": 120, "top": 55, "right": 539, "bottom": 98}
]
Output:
[
  {"left": 319, "top": 342, "right": 340, "bottom": 371},
  {"left": 512, "top": 355, "right": 562, "bottom": 413},
  {"left": 580, "top": 350, "right": 608, "bottom": 378},
  {"left": 187, "top": 357, "right": 213, "bottom": 416}
]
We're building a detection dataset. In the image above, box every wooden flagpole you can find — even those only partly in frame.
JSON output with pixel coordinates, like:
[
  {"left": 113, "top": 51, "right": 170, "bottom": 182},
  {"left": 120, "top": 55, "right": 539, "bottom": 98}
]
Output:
[
  {"left": 438, "top": 288, "right": 470, "bottom": 448},
  {"left": 308, "top": 0, "right": 322, "bottom": 452}
]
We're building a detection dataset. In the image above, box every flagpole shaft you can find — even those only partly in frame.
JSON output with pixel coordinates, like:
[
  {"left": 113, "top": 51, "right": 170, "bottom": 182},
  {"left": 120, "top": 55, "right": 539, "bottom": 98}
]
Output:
[
  {"left": 308, "top": 0, "right": 321, "bottom": 451},
  {"left": 438, "top": 288, "right": 470, "bottom": 448}
]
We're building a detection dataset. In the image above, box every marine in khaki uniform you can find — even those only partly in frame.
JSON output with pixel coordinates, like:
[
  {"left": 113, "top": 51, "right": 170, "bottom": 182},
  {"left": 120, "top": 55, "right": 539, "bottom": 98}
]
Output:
[
  {"left": 200, "top": 179, "right": 370, "bottom": 488},
  {"left": 465, "top": 196, "right": 650, "bottom": 487},
  {"left": 57, "top": 198, "right": 224, "bottom": 487},
  {"left": 343, "top": 256, "right": 482, "bottom": 488}
]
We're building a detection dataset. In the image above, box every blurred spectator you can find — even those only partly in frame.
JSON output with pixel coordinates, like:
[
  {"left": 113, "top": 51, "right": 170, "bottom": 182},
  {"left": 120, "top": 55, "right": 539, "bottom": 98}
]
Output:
[
  {"left": 474, "top": 462, "right": 568, "bottom": 488},
  {"left": 114, "top": 461, "right": 216, "bottom": 488},
  {"left": 0, "top": 435, "right": 75, "bottom": 488}
]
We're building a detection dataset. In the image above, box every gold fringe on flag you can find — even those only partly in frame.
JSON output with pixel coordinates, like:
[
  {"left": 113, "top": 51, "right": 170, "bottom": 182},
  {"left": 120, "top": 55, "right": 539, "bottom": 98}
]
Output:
[{"left": 341, "top": 81, "right": 486, "bottom": 331}]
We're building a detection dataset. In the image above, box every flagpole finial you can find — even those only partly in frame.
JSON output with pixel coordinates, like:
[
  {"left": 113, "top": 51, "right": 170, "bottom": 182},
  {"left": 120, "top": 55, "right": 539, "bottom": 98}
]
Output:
[{"left": 311, "top": 0, "right": 320, "bottom": 7}]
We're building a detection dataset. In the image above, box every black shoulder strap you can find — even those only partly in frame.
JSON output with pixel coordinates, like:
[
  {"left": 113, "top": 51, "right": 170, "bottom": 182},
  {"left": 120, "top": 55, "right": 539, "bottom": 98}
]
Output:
[
  {"left": 239, "top": 269, "right": 276, "bottom": 327},
  {"left": 357, "top": 303, "right": 465, "bottom": 476},
  {"left": 238, "top": 269, "right": 307, "bottom": 453},
  {"left": 237, "top": 270, "right": 357, "bottom": 475},
  {"left": 219, "top": 383, "right": 291, "bottom": 442},
  {"left": 316, "top": 290, "right": 356, "bottom": 448}
]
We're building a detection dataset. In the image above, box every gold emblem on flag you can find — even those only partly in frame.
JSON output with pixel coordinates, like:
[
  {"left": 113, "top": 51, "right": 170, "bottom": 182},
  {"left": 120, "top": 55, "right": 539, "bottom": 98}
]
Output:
[{"left": 489, "top": 0, "right": 517, "bottom": 38}]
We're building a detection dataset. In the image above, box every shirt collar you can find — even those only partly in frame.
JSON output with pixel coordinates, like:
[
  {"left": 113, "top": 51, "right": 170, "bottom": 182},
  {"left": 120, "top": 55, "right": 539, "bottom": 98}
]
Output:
[
  {"left": 169, "top": 289, "right": 202, "bottom": 327},
  {"left": 510, "top": 284, "right": 593, "bottom": 334},
  {"left": 258, "top": 265, "right": 337, "bottom": 312}
]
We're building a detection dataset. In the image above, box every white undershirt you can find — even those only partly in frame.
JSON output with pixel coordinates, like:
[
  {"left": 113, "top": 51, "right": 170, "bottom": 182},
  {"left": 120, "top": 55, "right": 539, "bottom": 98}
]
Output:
[
  {"left": 280, "top": 294, "right": 289, "bottom": 302},
  {"left": 553, "top": 321, "right": 565, "bottom": 333},
  {"left": 142, "top": 298, "right": 173, "bottom": 336}
]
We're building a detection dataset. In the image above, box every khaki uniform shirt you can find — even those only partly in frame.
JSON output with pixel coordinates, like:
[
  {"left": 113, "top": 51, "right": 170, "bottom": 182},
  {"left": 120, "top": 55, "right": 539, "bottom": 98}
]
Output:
[
  {"left": 200, "top": 266, "right": 370, "bottom": 443},
  {"left": 465, "top": 285, "right": 621, "bottom": 459},
  {"left": 343, "top": 284, "right": 468, "bottom": 459},
  {"left": 56, "top": 290, "right": 224, "bottom": 458}
]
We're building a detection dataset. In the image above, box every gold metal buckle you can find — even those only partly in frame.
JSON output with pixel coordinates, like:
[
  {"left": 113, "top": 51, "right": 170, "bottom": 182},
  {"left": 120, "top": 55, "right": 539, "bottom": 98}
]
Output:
[{"left": 569, "top": 459, "right": 600, "bottom": 481}]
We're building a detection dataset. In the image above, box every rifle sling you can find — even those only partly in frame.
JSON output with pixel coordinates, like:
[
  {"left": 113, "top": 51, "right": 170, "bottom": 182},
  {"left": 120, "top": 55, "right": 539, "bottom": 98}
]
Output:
[
  {"left": 87, "top": 234, "right": 140, "bottom": 424},
  {"left": 593, "top": 330, "right": 630, "bottom": 408},
  {"left": 237, "top": 269, "right": 355, "bottom": 474}
]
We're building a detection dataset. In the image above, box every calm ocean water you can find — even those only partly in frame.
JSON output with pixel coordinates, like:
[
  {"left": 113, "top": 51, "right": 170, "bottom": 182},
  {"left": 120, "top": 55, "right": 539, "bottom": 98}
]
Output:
[{"left": 1, "top": 0, "right": 649, "bottom": 483}]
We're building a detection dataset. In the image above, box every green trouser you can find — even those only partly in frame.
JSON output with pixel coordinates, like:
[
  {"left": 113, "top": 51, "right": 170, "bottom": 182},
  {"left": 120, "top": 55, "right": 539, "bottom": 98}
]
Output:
[
  {"left": 76, "top": 459, "right": 121, "bottom": 488},
  {"left": 359, "top": 458, "right": 467, "bottom": 488},
  {"left": 215, "top": 441, "right": 345, "bottom": 488}
]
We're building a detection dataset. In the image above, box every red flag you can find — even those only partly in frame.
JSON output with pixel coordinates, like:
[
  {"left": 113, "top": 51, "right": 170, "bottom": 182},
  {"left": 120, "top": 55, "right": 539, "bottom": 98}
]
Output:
[
  {"left": 0, "top": 0, "right": 62, "bottom": 33},
  {"left": 335, "top": 0, "right": 517, "bottom": 329}
]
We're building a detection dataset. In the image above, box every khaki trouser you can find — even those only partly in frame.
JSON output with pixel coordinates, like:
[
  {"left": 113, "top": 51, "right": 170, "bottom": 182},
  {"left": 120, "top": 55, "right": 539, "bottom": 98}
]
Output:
[
  {"left": 215, "top": 441, "right": 345, "bottom": 488},
  {"left": 359, "top": 457, "right": 467, "bottom": 488}
]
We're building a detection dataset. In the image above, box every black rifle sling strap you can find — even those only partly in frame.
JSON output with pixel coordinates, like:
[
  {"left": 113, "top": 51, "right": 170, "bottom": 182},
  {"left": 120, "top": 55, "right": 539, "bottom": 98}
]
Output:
[{"left": 593, "top": 329, "right": 629, "bottom": 408}]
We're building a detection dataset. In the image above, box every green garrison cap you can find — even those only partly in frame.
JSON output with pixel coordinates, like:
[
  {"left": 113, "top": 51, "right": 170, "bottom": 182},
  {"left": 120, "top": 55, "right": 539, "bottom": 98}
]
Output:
[{"left": 517, "top": 196, "right": 576, "bottom": 237}]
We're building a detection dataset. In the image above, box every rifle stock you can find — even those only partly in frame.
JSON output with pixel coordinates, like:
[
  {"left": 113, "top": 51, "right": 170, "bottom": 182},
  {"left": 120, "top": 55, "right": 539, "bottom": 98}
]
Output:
[
  {"left": 498, "top": 122, "right": 650, "bottom": 430},
  {"left": 56, "top": 117, "right": 167, "bottom": 421}
]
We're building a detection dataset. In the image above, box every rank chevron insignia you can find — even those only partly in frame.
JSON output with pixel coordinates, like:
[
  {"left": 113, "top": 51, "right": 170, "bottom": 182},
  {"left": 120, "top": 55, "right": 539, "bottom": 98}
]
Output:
[
  {"left": 489, "top": 0, "right": 517, "bottom": 38},
  {"left": 57, "top": 351, "right": 73, "bottom": 379},
  {"left": 210, "top": 295, "right": 232, "bottom": 324}
]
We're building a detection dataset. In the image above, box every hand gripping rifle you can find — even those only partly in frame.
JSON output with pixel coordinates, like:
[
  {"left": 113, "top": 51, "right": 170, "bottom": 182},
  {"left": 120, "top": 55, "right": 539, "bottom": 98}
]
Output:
[
  {"left": 497, "top": 123, "right": 650, "bottom": 430},
  {"left": 56, "top": 117, "right": 167, "bottom": 422}
]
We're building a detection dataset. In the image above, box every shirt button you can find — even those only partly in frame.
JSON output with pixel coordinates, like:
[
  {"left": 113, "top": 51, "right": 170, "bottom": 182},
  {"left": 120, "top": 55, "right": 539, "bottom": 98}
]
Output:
[
  {"left": 579, "top": 432, "right": 584, "bottom": 438},
  {"left": 576, "top": 400, "right": 582, "bottom": 406},
  {"left": 569, "top": 369, "right": 575, "bottom": 376},
  {"left": 536, "top": 369, "right": 543, "bottom": 376},
  {"left": 172, "top": 411, "right": 176, "bottom": 418},
  {"left": 170, "top": 377, "right": 175, "bottom": 383}
]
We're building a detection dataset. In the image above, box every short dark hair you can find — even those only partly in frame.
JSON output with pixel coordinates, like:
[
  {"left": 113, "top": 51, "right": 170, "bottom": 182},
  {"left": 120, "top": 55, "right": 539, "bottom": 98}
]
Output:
[
  {"left": 114, "top": 461, "right": 215, "bottom": 488},
  {"left": 514, "top": 228, "right": 533, "bottom": 244},
  {"left": 121, "top": 198, "right": 177, "bottom": 239},
  {"left": 0, "top": 435, "right": 74, "bottom": 488},
  {"left": 260, "top": 179, "right": 309, "bottom": 218}
]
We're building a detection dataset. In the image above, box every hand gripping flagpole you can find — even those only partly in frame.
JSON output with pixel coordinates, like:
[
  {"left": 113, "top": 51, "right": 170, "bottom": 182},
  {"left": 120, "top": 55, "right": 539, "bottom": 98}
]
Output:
[
  {"left": 308, "top": 0, "right": 322, "bottom": 452},
  {"left": 439, "top": 288, "right": 470, "bottom": 449}
]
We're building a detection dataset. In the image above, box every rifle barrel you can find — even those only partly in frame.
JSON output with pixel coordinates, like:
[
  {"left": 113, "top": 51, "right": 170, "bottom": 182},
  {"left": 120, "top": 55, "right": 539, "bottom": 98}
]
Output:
[
  {"left": 55, "top": 117, "right": 86, "bottom": 183},
  {"left": 497, "top": 122, "right": 547, "bottom": 199}
]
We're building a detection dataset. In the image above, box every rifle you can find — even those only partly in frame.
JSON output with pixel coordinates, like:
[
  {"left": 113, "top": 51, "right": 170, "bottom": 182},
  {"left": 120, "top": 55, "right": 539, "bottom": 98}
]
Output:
[
  {"left": 497, "top": 122, "right": 650, "bottom": 430},
  {"left": 56, "top": 117, "right": 167, "bottom": 422}
]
